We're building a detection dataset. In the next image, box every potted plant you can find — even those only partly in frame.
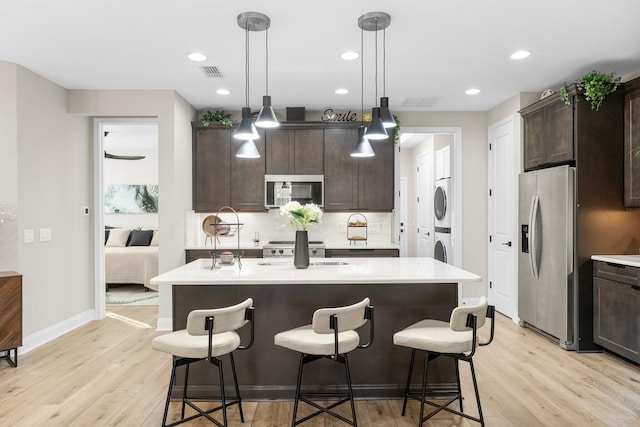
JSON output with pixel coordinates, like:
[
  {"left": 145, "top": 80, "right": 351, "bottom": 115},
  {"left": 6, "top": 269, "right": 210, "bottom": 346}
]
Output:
[
  {"left": 558, "top": 70, "right": 621, "bottom": 111},
  {"left": 200, "top": 110, "right": 233, "bottom": 127}
]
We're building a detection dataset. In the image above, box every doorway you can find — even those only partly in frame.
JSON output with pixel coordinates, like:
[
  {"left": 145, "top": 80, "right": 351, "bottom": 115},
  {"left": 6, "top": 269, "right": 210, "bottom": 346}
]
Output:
[{"left": 93, "top": 118, "right": 159, "bottom": 319}]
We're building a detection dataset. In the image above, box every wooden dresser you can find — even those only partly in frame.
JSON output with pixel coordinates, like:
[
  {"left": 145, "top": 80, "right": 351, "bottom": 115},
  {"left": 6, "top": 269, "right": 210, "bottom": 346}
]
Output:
[{"left": 0, "top": 271, "right": 22, "bottom": 367}]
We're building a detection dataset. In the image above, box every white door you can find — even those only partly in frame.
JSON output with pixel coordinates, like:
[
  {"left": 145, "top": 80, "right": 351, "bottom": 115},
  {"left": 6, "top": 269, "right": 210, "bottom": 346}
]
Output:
[
  {"left": 417, "top": 152, "right": 432, "bottom": 257},
  {"left": 488, "top": 117, "right": 516, "bottom": 318},
  {"left": 399, "top": 177, "right": 408, "bottom": 257}
]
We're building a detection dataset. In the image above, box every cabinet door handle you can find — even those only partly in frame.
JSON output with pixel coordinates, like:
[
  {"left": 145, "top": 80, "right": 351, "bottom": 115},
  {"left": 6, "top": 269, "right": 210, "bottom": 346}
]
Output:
[
  {"left": 502, "top": 241, "right": 512, "bottom": 247},
  {"left": 606, "top": 262, "right": 625, "bottom": 268}
]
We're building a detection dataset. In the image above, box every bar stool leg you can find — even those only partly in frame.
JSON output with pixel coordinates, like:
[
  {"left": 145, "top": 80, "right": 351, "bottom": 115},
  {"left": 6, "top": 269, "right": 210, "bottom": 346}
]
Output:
[
  {"left": 455, "top": 359, "right": 463, "bottom": 412},
  {"left": 229, "top": 352, "right": 244, "bottom": 423},
  {"left": 182, "top": 363, "right": 190, "bottom": 419},
  {"left": 344, "top": 354, "right": 357, "bottom": 426},
  {"left": 162, "top": 358, "right": 178, "bottom": 427},
  {"left": 217, "top": 358, "right": 228, "bottom": 427},
  {"left": 292, "top": 353, "right": 305, "bottom": 426},
  {"left": 401, "top": 349, "right": 416, "bottom": 416},
  {"left": 419, "top": 352, "right": 430, "bottom": 427},
  {"left": 469, "top": 359, "right": 485, "bottom": 426}
]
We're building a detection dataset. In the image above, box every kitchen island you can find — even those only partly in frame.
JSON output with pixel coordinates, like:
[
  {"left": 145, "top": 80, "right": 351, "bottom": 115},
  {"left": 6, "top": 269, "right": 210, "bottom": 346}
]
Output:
[{"left": 151, "top": 257, "right": 481, "bottom": 399}]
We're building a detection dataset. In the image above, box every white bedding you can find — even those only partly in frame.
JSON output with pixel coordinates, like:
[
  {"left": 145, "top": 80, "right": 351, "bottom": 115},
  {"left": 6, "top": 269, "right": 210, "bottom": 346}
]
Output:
[{"left": 105, "top": 246, "right": 158, "bottom": 288}]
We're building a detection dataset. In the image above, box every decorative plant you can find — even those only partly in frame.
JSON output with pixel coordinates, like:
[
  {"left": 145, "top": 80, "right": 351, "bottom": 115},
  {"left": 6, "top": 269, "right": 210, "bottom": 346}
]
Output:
[
  {"left": 200, "top": 110, "right": 233, "bottom": 127},
  {"left": 558, "top": 71, "right": 621, "bottom": 111},
  {"left": 393, "top": 114, "right": 401, "bottom": 144},
  {"left": 280, "top": 201, "right": 322, "bottom": 231}
]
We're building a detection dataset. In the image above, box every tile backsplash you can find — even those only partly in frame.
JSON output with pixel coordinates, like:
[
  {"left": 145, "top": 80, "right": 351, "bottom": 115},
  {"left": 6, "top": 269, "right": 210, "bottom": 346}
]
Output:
[{"left": 185, "top": 209, "right": 394, "bottom": 248}]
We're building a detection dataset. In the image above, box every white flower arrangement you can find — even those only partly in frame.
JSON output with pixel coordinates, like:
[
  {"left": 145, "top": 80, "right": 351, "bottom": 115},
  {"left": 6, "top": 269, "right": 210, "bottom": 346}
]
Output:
[{"left": 280, "top": 201, "right": 322, "bottom": 231}]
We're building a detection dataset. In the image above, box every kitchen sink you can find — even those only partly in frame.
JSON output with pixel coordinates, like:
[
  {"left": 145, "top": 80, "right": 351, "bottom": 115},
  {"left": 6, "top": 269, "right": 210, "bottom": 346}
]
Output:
[{"left": 257, "top": 261, "right": 349, "bottom": 266}]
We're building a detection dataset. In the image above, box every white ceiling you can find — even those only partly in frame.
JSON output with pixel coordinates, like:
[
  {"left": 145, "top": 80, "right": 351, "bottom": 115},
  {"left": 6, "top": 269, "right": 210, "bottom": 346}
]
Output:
[{"left": 2, "top": 1, "right": 640, "bottom": 113}]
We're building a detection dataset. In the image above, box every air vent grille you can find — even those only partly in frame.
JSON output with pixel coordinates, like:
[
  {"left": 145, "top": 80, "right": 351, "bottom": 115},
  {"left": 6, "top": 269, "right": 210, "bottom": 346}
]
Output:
[
  {"left": 200, "top": 66, "right": 223, "bottom": 78},
  {"left": 400, "top": 97, "right": 441, "bottom": 107}
]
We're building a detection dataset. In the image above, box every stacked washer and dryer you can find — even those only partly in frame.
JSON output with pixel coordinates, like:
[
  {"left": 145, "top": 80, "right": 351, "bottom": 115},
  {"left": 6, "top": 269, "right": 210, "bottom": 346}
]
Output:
[{"left": 434, "top": 146, "right": 452, "bottom": 264}]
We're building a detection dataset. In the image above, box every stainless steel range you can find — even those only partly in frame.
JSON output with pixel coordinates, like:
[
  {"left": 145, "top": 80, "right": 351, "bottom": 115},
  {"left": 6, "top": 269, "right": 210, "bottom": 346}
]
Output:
[{"left": 263, "top": 240, "right": 326, "bottom": 258}]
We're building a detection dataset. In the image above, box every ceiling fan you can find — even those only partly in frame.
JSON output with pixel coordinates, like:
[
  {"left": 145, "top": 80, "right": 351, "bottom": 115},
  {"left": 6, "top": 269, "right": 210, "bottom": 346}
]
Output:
[{"left": 103, "top": 131, "right": 146, "bottom": 160}]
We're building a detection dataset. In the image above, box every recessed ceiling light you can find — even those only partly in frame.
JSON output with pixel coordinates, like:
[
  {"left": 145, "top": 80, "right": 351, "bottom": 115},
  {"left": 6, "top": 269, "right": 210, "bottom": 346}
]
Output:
[
  {"left": 510, "top": 50, "right": 531, "bottom": 60},
  {"left": 466, "top": 88, "right": 480, "bottom": 95},
  {"left": 335, "top": 88, "right": 349, "bottom": 95},
  {"left": 216, "top": 89, "right": 231, "bottom": 95},
  {"left": 188, "top": 52, "right": 207, "bottom": 62},
  {"left": 341, "top": 51, "right": 359, "bottom": 60}
]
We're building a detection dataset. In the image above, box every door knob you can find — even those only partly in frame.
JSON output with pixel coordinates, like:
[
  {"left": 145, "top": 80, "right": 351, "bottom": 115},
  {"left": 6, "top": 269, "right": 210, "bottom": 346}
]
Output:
[{"left": 502, "top": 241, "right": 512, "bottom": 247}]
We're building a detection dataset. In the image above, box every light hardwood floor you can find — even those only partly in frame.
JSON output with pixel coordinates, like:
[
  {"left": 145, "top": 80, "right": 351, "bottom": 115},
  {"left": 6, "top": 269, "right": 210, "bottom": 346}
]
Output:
[{"left": 1, "top": 306, "right": 639, "bottom": 426}]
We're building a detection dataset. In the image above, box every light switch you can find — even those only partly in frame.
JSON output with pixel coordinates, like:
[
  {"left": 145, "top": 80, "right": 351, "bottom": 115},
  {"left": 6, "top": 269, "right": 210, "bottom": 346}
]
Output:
[
  {"left": 24, "top": 229, "right": 34, "bottom": 244},
  {"left": 39, "top": 228, "right": 52, "bottom": 242}
]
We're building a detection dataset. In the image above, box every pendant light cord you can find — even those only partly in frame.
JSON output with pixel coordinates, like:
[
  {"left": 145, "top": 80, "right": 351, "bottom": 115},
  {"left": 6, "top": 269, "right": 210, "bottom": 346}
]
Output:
[
  {"left": 361, "top": 24, "right": 364, "bottom": 125},
  {"left": 265, "top": 27, "right": 269, "bottom": 96},
  {"left": 374, "top": 17, "right": 378, "bottom": 107},
  {"left": 245, "top": 19, "right": 249, "bottom": 107},
  {"left": 383, "top": 26, "right": 386, "bottom": 97}
]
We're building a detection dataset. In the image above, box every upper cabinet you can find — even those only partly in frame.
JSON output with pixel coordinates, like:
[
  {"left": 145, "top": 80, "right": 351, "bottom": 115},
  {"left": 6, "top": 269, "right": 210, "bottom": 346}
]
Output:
[
  {"left": 192, "top": 123, "right": 265, "bottom": 212},
  {"left": 624, "top": 77, "right": 640, "bottom": 207},
  {"left": 324, "top": 127, "right": 394, "bottom": 212},
  {"left": 521, "top": 97, "right": 573, "bottom": 171},
  {"left": 265, "top": 128, "right": 323, "bottom": 174}
]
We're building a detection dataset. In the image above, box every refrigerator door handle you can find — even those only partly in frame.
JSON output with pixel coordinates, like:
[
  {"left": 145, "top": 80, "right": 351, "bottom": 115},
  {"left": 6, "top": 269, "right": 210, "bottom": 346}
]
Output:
[{"left": 529, "top": 194, "right": 540, "bottom": 279}]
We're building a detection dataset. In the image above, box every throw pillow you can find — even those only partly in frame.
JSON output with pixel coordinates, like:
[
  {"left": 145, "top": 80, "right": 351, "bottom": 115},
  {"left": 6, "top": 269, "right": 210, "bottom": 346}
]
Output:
[
  {"left": 149, "top": 230, "right": 159, "bottom": 246},
  {"left": 128, "top": 229, "right": 154, "bottom": 246},
  {"left": 106, "top": 228, "right": 130, "bottom": 247}
]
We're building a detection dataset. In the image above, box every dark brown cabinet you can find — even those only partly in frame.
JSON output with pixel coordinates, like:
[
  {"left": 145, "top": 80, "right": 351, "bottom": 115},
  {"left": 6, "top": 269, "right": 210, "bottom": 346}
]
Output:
[
  {"left": 325, "top": 248, "right": 399, "bottom": 257},
  {"left": 0, "top": 271, "right": 22, "bottom": 367},
  {"left": 265, "top": 128, "right": 323, "bottom": 175},
  {"left": 593, "top": 260, "right": 640, "bottom": 363},
  {"left": 192, "top": 123, "right": 265, "bottom": 212},
  {"left": 624, "top": 77, "right": 640, "bottom": 207},
  {"left": 522, "top": 96, "right": 573, "bottom": 171},
  {"left": 324, "top": 127, "right": 394, "bottom": 211}
]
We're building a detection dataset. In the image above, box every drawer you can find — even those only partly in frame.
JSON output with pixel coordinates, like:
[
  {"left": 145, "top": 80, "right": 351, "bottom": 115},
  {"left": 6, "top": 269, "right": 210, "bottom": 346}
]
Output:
[
  {"left": 326, "top": 248, "right": 399, "bottom": 258},
  {"left": 593, "top": 260, "right": 640, "bottom": 286}
]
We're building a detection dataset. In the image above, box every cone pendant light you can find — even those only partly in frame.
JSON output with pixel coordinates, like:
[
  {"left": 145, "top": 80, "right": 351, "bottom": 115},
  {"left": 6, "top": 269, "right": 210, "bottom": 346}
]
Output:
[
  {"left": 351, "top": 19, "right": 375, "bottom": 157},
  {"left": 255, "top": 23, "right": 279, "bottom": 128}
]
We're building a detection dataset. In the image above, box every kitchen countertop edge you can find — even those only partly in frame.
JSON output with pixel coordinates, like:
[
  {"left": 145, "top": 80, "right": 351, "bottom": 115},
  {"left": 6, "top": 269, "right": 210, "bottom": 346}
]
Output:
[{"left": 592, "top": 254, "right": 640, "bottom": 268}]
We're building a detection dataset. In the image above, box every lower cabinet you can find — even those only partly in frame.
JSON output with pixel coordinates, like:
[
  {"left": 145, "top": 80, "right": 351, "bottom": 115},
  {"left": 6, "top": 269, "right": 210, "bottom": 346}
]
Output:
[
  {"left": 593, "top": 261, "right": 640, "bottom": 363},
  {"left": 325, "top": 248, "right": 399, "bottom": 258},
  {"left": 0, "top": 271, "right": 22, "bottom": 366},
  {"left": 185, "top": 249, "right": 262, "bottom": 263}
]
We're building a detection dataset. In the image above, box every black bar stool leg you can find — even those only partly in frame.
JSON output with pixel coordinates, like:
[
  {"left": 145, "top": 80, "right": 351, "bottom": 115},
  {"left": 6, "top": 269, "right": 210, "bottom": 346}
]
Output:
[
  {"left": 217, "top": 358, "right": 228, "bottom": 427},
  {"left": 162, "top": 358, "right": 178, "bottom": 427},
  {"left": 292, "top": 354, "right": 305, "bottom": 427},
  {"left": 469, "top": 359, "right": 485, "bottom": 426},
  {"left": 402, "top": 349, "right": 416, "bottom": 416},
  {"left": 344, "top": 354, "right": 357, "bottom": 426},
  {"left": 182, "top": 363, "right": 190, "bottom": 419},
  {"left": 419, "top": 352, "right": 430, "bottom": 427},
  {"left": 229, "top": 352, "right": 244, "bottom": 423},
  {"left": 455, "top": 359, "right": 463, "bottom": 412}
]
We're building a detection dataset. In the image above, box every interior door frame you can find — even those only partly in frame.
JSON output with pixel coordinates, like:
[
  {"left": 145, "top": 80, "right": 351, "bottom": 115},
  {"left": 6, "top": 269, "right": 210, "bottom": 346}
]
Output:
[{"left": 92, "top": 117, "right": 158, "bottom": 320}]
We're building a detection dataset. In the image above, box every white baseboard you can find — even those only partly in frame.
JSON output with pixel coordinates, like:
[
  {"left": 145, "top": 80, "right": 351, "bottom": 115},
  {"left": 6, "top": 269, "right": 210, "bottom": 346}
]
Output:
[
  {"left": 156, "top": 317, "right": 172, "bottom": 331},
  {"left": 461, "top": 297, "right": 481, "bottom": 306},
  {"left": 21, "top": 309, "right": 95, "bottom": 355}
]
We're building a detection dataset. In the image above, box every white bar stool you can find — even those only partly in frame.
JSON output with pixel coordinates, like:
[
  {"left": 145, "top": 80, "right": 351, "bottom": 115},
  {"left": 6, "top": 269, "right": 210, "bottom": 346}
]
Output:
[
  {"left": 274, "top": 297, "right": 374, "bottom": 426},
  {"left": 152, "top": 298, "right": 255, "bottom": 427},
  {"left": 393, "top": 296, "right": 495, "bottom": 426}
]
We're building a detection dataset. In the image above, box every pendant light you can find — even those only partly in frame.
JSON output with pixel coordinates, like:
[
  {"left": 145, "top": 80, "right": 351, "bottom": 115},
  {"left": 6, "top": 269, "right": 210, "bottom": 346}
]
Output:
[
  {"left": 236, "top": 139, "right": 261, "bottom": 158},
  {"left": 352, "top": 22, "right": 374, "bottom": 158},
  {"left": 234, "top": 12, "right": 270, "bottom": 142},
  {"left": 379, "top": 24, "right": 396, "bottom": 129},
  {"left": 359, "top": 12, "right": 390, "bottom": 141},
  {"left": 255, "top": 22, "right": 279, "bottom": 128}
]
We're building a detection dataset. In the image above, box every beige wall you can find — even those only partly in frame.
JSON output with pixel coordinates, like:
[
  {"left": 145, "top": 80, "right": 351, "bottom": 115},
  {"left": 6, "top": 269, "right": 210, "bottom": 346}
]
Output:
[
  {"left": 14, "top": 65, "right": 93, "bottom": 336},
  {"left": 0, "top": 62, "right": 18, "bottom": 271}
]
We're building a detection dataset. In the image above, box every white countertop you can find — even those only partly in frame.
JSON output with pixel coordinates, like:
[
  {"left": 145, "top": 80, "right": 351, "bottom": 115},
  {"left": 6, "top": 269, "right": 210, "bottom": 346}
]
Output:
[
  {"left": 151, "top": 257, "right": 480, "bottom": 286},
  {"left": 592, "top": 255, "right": 640, "bottom": 268}
]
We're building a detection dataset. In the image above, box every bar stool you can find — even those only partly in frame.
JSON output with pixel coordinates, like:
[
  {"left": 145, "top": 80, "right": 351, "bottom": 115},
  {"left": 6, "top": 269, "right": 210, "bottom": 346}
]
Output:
[
  {"left": 152, "top": 298, "right": 255, "bottom": 427},
  {"left": 393, "top": 297, "right": 495, "bottom": 426},
  {"left": 274, "top": 297, "right": 374, "bottom": 426}
]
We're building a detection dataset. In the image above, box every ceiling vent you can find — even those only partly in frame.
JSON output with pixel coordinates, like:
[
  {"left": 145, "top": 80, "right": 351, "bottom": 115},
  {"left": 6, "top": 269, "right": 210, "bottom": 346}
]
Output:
[
  {"left": 400, "top": 97, "right": 441, "bottom": 108},
  {"left": 199, "top": 66, "right": 223, "bottom": 78}
]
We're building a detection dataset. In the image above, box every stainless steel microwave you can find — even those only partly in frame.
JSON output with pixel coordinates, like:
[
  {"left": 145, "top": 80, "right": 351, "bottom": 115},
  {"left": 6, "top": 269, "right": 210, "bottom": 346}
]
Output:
[{"left": 265, "top": 175, "right": 324, "bottom": 208}]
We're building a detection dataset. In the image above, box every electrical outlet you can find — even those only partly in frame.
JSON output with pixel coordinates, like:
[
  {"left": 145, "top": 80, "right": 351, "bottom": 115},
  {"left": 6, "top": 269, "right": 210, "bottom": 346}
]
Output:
[
  {"left": 24, "top": 229, "right": 34, "bottom": 244},
  {"left": 39, "top": 228, "right": 52, "bottom": 242},
  {"left": 339, "top": 223, "right": 347, "bottom": 234},
  {"left": 369, "top": 223, "right": 382, "bottom": 234},
  {"left": 81, "top": 206, "right": 90, "bottom": 216}
]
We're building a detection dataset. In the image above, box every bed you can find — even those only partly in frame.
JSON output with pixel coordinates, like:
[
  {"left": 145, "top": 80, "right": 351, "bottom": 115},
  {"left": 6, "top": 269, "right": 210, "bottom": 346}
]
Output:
[{"left": 105, "top": 228, "right": 158, "bottom": 291}]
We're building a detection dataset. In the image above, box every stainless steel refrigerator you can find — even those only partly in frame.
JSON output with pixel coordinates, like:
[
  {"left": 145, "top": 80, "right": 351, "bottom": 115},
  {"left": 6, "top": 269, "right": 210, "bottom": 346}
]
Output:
[{"left": 519, "top": 165, "right": 575, "bottom": 349}]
